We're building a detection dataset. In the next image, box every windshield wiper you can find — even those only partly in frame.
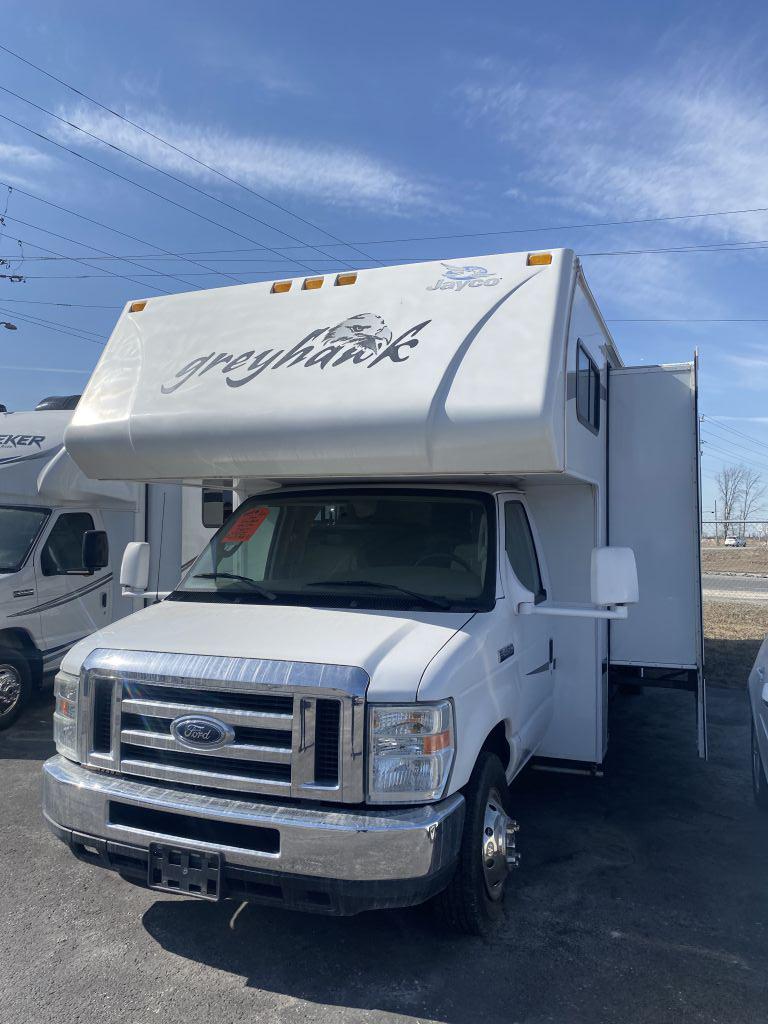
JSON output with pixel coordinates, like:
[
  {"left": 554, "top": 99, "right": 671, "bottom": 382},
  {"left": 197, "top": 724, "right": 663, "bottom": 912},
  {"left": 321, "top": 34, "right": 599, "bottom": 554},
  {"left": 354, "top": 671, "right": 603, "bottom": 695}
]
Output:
[
  {"left": 193, "top": 572, "right": 276, "bottom": 600},
  {"left": 307, "top": 579, "right": 451, "bottom": 610}
]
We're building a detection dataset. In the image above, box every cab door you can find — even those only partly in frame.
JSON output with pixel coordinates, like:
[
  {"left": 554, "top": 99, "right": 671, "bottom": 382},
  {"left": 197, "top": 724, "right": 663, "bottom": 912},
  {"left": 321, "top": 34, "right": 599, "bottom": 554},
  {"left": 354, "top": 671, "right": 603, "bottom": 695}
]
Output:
[
  {"left": 34, "top": 510, "right": 111, "bottom": 671},
  {"left": 498, "top": 496, "right": 555, "bottom": 757}
]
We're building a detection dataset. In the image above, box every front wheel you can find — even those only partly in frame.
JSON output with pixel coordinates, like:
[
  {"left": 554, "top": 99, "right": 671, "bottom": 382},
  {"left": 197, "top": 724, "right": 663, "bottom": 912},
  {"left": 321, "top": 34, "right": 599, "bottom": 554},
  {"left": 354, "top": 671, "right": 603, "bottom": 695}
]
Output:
[
  {"left": 432, "top": 752, "right": 519, "bottom": 936},
  {"left": 751, "top": 719, "right": 768, "bottom": 811},
  {"left": 0, "top": 653, "right": 31, "bottom": 731}
]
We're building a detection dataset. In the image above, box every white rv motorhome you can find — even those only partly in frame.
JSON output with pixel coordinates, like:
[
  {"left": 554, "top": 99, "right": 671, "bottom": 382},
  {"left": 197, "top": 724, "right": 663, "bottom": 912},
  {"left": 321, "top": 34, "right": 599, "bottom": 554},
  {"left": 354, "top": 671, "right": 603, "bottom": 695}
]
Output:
[
  {"left": 0, "top": 402, "right": 219, "bottom": 728},
  {"left": 43, "top": 250, "right": 703, "bottom": 934}
]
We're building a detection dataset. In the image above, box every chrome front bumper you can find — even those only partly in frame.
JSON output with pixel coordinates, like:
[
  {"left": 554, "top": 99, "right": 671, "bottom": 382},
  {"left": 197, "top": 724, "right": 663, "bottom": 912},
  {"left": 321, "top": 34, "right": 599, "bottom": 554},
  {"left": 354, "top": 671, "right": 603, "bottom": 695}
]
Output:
[{"left": 43, "top": 756, "right": 465, "bottom": 913}]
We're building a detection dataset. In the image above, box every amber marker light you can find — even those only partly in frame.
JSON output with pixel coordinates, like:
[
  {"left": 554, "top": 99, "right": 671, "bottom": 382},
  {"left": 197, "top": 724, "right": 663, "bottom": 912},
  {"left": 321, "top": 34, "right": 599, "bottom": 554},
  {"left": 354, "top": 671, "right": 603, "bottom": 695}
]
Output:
[
  {"left": 271, "top": 280, "right": 292, "bottom": 294},
  {"left": 526, "top": 252, "right": 553, "bottom": 266},
  {"left": 129, "top": 300, "right": 147, "bottom": 313},
  {"left": 302, "top": 276, "right": 324, "bottom": 290},
  {"left": 335, "top": 272, "right": 358, "bottom": 286}
]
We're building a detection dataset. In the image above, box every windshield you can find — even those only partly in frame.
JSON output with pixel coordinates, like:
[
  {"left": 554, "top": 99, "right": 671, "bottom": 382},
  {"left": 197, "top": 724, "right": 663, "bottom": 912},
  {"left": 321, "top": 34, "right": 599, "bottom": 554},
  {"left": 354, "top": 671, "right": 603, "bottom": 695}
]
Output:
[
  {"left": 173, "top": 490, "right": 494, "bottom": 612},
  {"left": 0, "top": 506, "right": 50, "bottom": 573}
]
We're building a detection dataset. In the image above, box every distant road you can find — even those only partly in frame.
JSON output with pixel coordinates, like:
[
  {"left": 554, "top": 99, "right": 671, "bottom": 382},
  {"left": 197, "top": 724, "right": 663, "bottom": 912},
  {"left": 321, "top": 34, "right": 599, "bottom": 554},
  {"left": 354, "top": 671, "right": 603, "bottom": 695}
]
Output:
[{"left": 703, "top": 573, "right": 768, "bottom": 602}]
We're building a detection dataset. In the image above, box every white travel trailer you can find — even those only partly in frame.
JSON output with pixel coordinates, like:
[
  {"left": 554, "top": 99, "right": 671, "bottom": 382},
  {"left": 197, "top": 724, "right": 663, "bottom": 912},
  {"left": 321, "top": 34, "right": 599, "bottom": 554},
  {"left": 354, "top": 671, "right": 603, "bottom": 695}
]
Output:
[
  {"left": 43, "top": 250, "right": 703, "bottom": 934},
  {"left": 0, "top": 402, "right": 219, "bottom": 728}
]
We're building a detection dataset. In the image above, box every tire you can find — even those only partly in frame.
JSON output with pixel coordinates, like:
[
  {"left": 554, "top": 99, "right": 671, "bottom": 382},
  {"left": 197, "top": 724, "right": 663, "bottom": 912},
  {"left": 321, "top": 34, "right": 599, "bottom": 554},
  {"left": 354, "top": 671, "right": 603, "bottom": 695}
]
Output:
[
  {"left": 751, "top": 719, "right": 768, "bottom": 811},
  {"left": 0, "top": 652, "right": 31, "bottom": 731},
  {"left": 432, "top": 752, "right": 518, "bottom": 936}
]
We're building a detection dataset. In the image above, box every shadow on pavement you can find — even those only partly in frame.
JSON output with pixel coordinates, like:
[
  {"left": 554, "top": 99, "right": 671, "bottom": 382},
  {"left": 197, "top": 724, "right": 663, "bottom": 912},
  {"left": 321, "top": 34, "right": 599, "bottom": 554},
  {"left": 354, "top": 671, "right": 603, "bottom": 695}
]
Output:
[
  {"left": 141, "top": 689, "right": 768, "bottom": 1022},
  {"left": 0, "top": 686, "right": 55, "bottom": 761}
]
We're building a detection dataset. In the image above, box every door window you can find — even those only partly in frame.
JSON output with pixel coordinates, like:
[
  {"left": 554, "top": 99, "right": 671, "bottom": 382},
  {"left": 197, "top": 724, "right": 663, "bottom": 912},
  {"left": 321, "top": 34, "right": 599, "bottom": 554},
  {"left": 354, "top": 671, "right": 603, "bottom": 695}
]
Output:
[
  {"left": 504, "top": 502, "right": 544, "bottom": 599},
  {"left": 40, "top": 513, "right": 95, "bottom": 576}
]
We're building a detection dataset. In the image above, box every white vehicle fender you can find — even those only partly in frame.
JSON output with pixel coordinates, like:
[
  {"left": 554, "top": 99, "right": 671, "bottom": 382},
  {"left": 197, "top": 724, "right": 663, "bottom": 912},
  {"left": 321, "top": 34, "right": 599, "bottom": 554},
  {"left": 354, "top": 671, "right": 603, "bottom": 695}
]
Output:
[{"left": 417, "top": 610, "right": 524, "bottom": 795}]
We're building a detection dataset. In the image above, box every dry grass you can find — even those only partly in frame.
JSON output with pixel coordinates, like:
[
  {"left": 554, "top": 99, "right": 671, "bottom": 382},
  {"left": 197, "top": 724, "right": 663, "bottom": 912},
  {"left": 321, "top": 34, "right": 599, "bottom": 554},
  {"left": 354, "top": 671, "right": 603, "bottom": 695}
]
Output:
[
  {"left": 704, "top": 599, "right": 767, "bottom": 688},
  {"left": 701, "top": 546, "right": 768, "bottom": 574}
]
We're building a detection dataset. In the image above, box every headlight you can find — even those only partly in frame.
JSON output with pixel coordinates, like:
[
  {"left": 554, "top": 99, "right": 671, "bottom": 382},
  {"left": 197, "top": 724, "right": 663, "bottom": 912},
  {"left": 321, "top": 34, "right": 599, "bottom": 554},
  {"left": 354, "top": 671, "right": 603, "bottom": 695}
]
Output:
[
  {"left": 53, "top": 671, "right": 79, "bottom": 762},
  {"left": 367, "top": 700, "right": 455, "bottom": 803}
]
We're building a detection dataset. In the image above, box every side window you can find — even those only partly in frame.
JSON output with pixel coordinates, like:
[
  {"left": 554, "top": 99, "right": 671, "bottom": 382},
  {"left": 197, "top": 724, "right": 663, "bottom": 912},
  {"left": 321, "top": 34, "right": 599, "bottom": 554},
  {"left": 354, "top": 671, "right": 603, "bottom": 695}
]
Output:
[
  {"left": 40, "top": 512, "right": 95, "bottom": 576},
  {"left": 576, "top": 341, "right": 601, "bottom": 434},
  {"left": 504, "top": 502, "right": 544, "bottom": 598}
]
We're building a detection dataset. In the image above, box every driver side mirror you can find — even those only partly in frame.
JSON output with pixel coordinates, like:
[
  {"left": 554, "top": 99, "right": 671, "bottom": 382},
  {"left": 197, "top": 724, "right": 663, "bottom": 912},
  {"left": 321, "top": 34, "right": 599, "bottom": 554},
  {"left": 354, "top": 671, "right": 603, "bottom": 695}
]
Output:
[
  {"left": 591, "top": 547, "right": 638, "bottom": 607},
  {"left": 80, "top": 530, "right": 109, "bottom": 574}
]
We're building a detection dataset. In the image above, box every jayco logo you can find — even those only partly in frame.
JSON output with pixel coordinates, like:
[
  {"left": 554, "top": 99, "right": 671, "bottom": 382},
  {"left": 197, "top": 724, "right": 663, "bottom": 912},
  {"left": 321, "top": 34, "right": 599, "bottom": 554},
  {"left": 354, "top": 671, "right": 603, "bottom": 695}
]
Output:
[
  {"left": 427, "top": 263, "right": 501, "bottom": 292},
  {"left": 0, "top": 434, "right": 46, "bottom": 449},
  {"left": 160, "top": 313, "right": 430, "bottom": 394}
]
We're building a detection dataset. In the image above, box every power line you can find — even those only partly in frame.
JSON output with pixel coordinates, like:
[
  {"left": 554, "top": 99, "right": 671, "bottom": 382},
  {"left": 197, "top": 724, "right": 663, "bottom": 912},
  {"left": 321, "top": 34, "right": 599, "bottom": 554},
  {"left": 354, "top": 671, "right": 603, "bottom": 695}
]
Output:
[
  {"left": 0, "top": 303, "right": 102, "bottom": 338},
  {"left": 4, "top": 213, "right": 203, "bottom": 292},
  {"left": 0, "top": 42, "right": 380, "bottom": 268},
  {"left": 0, "top": 110, "right": 314, "bottom": 276},
  {"left": 0, "top": 297, "right": 121, "bottom": 309},
  {"left": 583, "top": 241, "right": 768, "bottom": 257},
  {"left": 2, "top": 228, "right": 178, "bottom": 296},
  {"left": 700, "top": 437, "right": 768, "bottom": 474},
  {"left": 701, "top": 428, "right": 768, "bottom": 462},
  {"left": 0, "top": 180, "right": 259, "bottom": 287},
  {"left": 0, "top": 83, "right": 357, "bottom": 274},
  {"left": 702, "top": 416, "right": 768, "bottom": 452},
  {"left": 0, "top": 305, "right": 104, "bottom": 346}
]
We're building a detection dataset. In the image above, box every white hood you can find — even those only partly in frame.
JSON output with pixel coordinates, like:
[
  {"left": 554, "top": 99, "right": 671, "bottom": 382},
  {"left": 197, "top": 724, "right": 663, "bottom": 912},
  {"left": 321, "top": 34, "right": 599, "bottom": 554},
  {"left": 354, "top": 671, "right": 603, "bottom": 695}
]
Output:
[{"left": 62, "top": 600, "right": 475, "bottom": 701}]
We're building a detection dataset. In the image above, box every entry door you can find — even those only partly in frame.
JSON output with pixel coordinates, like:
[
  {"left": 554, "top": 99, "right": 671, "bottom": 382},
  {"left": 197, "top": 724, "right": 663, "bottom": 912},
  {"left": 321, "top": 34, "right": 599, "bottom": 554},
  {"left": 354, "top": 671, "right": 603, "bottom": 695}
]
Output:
[
  {"left": 34, "top": 510, "right": 111, "bottom": 669},
  {"left": 501, "top": 498, "right": 555, "bottom": 750}
]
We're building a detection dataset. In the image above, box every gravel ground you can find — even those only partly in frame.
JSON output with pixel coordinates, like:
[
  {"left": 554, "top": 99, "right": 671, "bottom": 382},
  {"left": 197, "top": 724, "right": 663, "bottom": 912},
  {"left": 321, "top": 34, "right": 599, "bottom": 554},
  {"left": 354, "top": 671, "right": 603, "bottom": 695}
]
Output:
[
  {"left": 701, "top": 546, "right": 768, "bottom": 575},
  {"left": 704, "top": 600, "right": 766, "bottom": 689},
  {"left": 1, "top": 685, "right": 767, "bottom": 1024}
]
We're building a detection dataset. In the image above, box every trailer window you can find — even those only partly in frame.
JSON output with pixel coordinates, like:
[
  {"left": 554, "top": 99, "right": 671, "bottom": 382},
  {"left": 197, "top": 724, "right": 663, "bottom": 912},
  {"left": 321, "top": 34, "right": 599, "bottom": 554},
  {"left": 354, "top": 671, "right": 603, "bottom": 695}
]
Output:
[
  {"left": 40, "top": 513, "right": 95, "bottom": 576},
  {"left": 576, "top": 342, "right": 600, "bottom": 433},
  {"left": 504, "top": 502, "right": 544, "bottom": 599}
]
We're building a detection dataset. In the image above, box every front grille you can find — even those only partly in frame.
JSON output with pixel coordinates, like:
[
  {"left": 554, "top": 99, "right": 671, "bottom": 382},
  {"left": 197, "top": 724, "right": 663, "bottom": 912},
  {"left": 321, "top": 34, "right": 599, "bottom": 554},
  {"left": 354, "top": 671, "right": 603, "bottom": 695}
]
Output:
[
  {"left": 91, "top": 680, "right": 113, "bottom": 754},
  {"left": 314, "top": 699, "right": 341, "bottom": 785},
  {"left": 81, "top": 652, "right": 365, "bottom": 803}
]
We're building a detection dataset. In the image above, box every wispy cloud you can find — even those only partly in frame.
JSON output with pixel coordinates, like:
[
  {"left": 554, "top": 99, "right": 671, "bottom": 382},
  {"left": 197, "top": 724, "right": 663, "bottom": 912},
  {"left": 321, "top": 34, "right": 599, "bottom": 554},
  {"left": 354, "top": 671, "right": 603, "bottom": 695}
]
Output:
[
  {"left": 457, "top": 56, "right": 768, "bottom": 240},
  {"left": 54, "top": 105, "right": 436, "bottom": 214},
  {"left": 0, "top": 142, "right": 54, "bottom": 189}
]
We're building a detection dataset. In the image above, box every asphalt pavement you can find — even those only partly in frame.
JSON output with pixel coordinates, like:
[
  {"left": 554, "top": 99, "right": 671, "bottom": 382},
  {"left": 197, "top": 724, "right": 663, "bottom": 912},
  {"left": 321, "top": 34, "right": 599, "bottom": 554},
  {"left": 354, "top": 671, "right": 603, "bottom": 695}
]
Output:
[
  {"left": 703, "top": 573, "right": 768, "bottom": 602},
  {"left": 1, "top": 684, "right": 767, "bottom": 1024}
]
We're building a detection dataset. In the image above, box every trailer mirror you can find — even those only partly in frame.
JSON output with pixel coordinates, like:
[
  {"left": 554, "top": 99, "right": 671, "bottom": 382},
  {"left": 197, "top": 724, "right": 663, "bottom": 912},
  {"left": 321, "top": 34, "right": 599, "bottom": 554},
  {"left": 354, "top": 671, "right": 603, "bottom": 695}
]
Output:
[
  {"left": 120, "top": 541, "right": 151, "bottom": 594},
  {"left": 81, "top": 530, "right": 109, "bottom": 573},
  {"left": 591, "top": 547, "right": 638, "bottom": 607}
]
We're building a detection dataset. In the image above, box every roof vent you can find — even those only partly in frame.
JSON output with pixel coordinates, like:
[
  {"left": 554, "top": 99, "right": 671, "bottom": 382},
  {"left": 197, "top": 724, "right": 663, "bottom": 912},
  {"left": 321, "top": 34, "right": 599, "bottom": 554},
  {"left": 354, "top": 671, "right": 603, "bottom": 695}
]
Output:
[{"left": 35, "top": 395, "right": 81, "bottom": 411}]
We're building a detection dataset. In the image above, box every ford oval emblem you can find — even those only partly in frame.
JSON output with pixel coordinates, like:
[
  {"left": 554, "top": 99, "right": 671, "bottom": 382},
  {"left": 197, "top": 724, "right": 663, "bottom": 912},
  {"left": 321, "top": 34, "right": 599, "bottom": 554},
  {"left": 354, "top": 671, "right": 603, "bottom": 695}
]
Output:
[{"left": 170, "top": 714, "right": 235, "bottom": 750}]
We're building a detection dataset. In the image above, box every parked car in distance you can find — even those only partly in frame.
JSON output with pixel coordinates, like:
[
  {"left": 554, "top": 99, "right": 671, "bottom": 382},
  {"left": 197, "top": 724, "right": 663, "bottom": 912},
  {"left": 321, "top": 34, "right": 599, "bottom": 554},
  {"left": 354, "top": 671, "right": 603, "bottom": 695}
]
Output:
[
  {"left": 748, "top": 640, "right": 768, "bottom": 810},
  {"left": 724, "top": 536, "right": 746, "bottom": 547}
]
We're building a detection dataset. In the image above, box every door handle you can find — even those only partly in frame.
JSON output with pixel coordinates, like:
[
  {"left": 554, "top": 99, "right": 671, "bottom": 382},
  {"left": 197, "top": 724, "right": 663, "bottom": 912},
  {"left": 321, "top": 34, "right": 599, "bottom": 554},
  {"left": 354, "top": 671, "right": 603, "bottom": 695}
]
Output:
[
  {"left": 548, "top": 638, "right": 556, "bottom": 671},
  {"left": 13, "top": 589, "right": 34, "bottom": 598},
  {"left": 101, "top": 592, "right": 108, "bottom": 609}
]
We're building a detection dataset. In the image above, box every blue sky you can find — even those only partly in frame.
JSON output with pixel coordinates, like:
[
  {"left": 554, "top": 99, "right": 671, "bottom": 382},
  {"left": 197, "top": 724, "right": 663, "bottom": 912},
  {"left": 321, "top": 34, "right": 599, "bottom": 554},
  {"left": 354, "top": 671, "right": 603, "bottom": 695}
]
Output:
[{"left": 2, "top": 0, "right": 768, "bottom": 515}]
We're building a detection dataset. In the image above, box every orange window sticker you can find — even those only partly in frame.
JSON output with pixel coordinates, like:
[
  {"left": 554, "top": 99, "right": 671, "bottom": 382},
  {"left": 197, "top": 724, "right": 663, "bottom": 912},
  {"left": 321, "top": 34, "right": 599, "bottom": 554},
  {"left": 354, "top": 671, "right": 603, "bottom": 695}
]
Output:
[{"left": 222, "top": 507, "right": 270, "bottom": 542}]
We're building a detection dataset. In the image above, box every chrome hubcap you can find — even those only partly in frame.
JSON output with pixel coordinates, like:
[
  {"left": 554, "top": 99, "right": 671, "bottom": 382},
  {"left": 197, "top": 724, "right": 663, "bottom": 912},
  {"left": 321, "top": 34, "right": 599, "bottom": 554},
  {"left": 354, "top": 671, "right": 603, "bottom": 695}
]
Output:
[
  {"left": 481, "top": 787, "right": 519, "bottom": 901},
  {"left": 0, "top": 664, "right": 22, "bottom": 717}
]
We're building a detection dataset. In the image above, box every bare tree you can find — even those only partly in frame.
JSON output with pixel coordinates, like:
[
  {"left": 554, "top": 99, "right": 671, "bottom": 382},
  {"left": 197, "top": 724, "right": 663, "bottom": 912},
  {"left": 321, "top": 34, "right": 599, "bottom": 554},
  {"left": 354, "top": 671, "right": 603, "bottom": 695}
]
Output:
[
  {"left": 740, "top": 468, "right": 765, "bottom": 538},
  {"left": 716, "top": 465, "right": 746, "bottom": 540}
]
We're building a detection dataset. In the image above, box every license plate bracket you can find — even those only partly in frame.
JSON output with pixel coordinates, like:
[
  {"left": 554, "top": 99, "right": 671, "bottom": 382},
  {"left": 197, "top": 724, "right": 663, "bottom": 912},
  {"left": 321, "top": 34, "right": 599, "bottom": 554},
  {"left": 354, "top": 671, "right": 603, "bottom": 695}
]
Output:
[{"left": 147, "top": 843, "right": 221, "bottom": 901}]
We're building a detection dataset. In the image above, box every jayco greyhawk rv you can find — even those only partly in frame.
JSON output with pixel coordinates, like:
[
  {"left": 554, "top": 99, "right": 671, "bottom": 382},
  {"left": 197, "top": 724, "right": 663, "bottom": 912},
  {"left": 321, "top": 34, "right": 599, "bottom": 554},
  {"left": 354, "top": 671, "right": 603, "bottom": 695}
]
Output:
[{"left": 42, "top": 250, "right": 703, "bottom": 934}]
